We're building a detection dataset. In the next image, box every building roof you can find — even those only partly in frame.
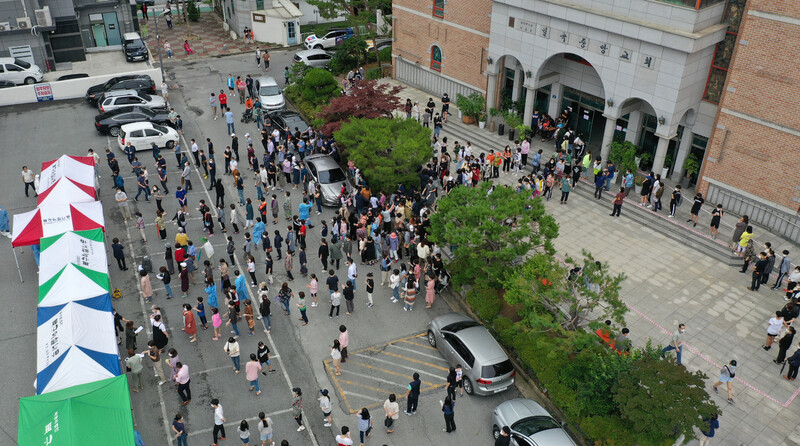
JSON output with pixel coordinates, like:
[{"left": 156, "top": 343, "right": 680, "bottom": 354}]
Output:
[{"left": 255, "top": 0, "right": 302, "bottom": 19}]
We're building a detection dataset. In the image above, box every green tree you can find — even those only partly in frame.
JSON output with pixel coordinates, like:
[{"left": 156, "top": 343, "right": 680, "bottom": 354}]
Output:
[
  {"left": 330, "top": 37, "right": 367, "bottom": 74},
  {"left": 186, "top": 0, "right": 200, "bottom": 22},
  {"left": 301, "top": 68, "right": 340, "bottom": 105},
  {"left": 429, "top": 183, "right": 559, "bottom": 288},
  {"left": 334, "top": 118, "right": 432, "bottom": 193},
  {"left": 305, "top": 0, "right": 390, "bottom": 21},
  {"left": 608, "top": 140, "right": 638, "bottom": 176},
  {"left": 614, "top": 345, "right": 720, "bottom": 443}
]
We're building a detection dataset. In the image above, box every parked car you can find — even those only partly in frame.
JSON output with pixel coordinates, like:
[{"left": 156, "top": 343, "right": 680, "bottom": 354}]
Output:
[
  {"left": 57, "top": 73, "right": 89, "bottom": 81},
  {"left": 122, "top": 32, "right": 149, "bottom": 62},
  {"left": 95, "top": 106, "right": 171, "bottom": 136},
  {"left": 85, "top": 75, "right": 155, "bottom": 105},
  {"left": 117, "top": 122, "right": 179, "bottom": 151},
  {"left": 256, "top": 76, "right": 285, "bottom": 111},
  {"left": 293, "top": 49, "right": 332, "bottom": 68},
  {"left": 492, "top": 399, "right": 577, "bottom": 446},
  {"left": 427, "top": 313, "right": 515, "bottom": 396},
  {"left": 365, "top": 38, "right": 392, "bottom": 52},
  {"left": 267, "top": 111, "right": 309, "bottom": 141},
  {"left": 303, "top": 154, "right": 352, "bottom": 206},
  {"left": 0, "top": 80, "right": 16, "bottom": 89},
  {"left": 98, "top": 90, "right": 166, "bottom": 113},
  {"left": 304, "top": 27, "right": 353, "bottom": 50},
  {"left": 0, "top": 57, "right": 43, "bottom": 85}
]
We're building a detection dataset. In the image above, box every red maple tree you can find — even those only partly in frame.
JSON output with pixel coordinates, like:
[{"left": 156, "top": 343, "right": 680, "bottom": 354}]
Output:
[{"left": 318, "top": 80, "right": 404, "bottom": 136}]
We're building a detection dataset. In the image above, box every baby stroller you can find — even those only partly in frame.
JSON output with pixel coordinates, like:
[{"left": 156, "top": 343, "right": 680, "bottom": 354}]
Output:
[
  {"left": 240, "top": 107, "right": 254, "bottom": 123},
  {"left": 435, "top": 268, "right": 451, "bottom": 294}
]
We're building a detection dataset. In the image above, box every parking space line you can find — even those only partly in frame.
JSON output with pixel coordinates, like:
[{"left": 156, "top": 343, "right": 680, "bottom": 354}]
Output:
[
  {"left": 364, "top": 348, "right": 450, "bottom": 371},
  {"left": 352, "top": 354, "right": 445, "bottom": 380},
  {"left": 187, "top": 408, "right": 293, "bottom": 437},
  {"left": 398, "top": 338, "right": 439, "bottom": 350},
  {"left": 357, "top": 363, "right": 439, "bottom": 387},
  {"left": 324, "top": 359, "right": 355, "bottom": 414},
  {"left": 387, "top": 343, "right": 450, "bottom": 362},
  {"left": 339, "top": 368, "right": 408, "bottom": 389},
  {"left": 339, "top": 391, "right": 385, "bottom": 403}
]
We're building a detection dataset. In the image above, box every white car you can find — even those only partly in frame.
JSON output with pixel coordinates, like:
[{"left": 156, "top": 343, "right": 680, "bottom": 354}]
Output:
[
  {"left": 118, "top": 122, "right": 179, "bottom": 151},
  {"left": 293, "top": 49, "right": 332, "bottom": 68},
  {"left": 99, "top": 90, "right": 166, "bottom": 113},
  {"left": 304, "top": 27, "right": 353, "bottom": 50},
  {"left": 0, "top": 57, "right": 43, "bottom": 85},
  {"left": 256, "top": 76, "right": 285, "bottom": 111}
]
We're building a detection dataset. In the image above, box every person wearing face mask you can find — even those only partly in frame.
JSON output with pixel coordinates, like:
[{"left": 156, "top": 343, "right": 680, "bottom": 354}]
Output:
[{"left": 661, "top": 323, "right": 686, "bottom": 365}]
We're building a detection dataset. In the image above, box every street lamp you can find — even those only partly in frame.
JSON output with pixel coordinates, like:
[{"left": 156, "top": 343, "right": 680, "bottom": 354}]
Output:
[{"left": 154, "top": 5, "right": 165, "bottom": 81}]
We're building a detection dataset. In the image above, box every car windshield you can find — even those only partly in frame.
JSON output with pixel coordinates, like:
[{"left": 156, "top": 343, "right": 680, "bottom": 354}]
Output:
[
  {"left": 512, "top": 416, "right": 561, "bottom": 437},
  {"left": 316, "top": 166, "right": 346, "bottom": 184},
  {"left": 126, "top": 39, "right": 144, "bottom": 48},
  {"left": 260, "top": 85, "right": 281, "bottom": 96},
  {"left": 103, "top": 78, "right": 118, "bottom": 89},
  {"left": 442, "top": 320, "right": 481, "bottom": 333},
  {"left": 140, "top": 93, "right": 152, "bottom": 101},
  {"left": 481, "top": 359, "right": 513, "bottom": 378},
  {"left": 14, "top": 58, "right": 31, "bottom": 69},
  {"left": 286, "top": 118, "right": 309, "bottom": 132},
  {"left": 152, "top": 124, "right": 168, "bottom": 133}
]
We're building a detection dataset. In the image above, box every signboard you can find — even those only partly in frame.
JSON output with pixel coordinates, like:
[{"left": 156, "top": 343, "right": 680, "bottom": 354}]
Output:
[{"left": 35, "top": 83, "right": 54, "bottom": 102}]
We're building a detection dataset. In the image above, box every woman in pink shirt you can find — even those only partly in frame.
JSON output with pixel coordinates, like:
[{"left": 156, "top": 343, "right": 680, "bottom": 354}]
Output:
[
  {"left": 425, "top": 274, "right": 436, "bottom": 308},
  {"left": 246, "top": 353, "right": 263, "bottom": 395},
  {"left": 183, "top": 304, "right": 197, "bottom": 343},
  {"left": 211, "top": 307, "right": 222, "bottom": 341}
]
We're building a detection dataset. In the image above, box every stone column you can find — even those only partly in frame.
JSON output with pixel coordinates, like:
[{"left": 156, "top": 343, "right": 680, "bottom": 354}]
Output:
[
  {"left": 651, "top": 135, "right": 671, "bottom": 175},
  {"left": 547, "top": 82, "right": 563, "bottom": 118},
  {"left": 600, "top": 114, "right": 618, "bottom": 161},
  {"left": 625, "top": 110, "right": 643, "bottom": 145},
  {"left": 512, "top": 64, "right": 523, "bottom": 104},
  {"left": 523, "top": 85, "right": 535, "bottom": 127},
  {"left": 485, "top": 72, "right": 498, "bottom": 115},
  {"left": 671, "top": 127, "right": 694, "bottom": 180}
]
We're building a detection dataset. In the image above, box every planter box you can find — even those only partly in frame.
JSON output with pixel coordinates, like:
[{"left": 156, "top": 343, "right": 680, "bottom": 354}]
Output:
[{"left": 462, "top": 115, "right": 475, "bottom": 125}]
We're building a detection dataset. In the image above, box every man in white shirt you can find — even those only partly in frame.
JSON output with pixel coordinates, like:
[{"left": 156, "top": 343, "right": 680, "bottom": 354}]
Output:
[
  {"left": 335, "top": 426, "right": 353, "bottom": 446},
  {"left": 161, "top": 81, "right": 169, "bottom": 104},
  {"left": 21, "top": 166, "right": 36, "bottom": 197},
  {"left": 115, "top": 188, "right": 132, "bottom": 220},
  {"left": 191, "top": 139, "right": 200, "bottom": 166},
  {"left": 347, "top": 259, "right": 358, "bottom": 292},
  {"left": 211, "top": 399, "right": 226, "bottom": 445}
]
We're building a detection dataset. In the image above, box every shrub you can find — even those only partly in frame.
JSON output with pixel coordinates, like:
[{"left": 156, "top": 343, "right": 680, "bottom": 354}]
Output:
[
  {"left": 466, "top": 285, "right": 502, "bottom": 323},
  {"left": 329, "top": 37, "right": 367, "bottom": 75},
  {"left": 378, "top": 46, "right": 392, "bottom": 63},
  {"left": 186, "top": 0, "right": 200, "bottom": 22},
  {"left": 365, "top": 67, "right": 383, "bottom": 80},
  {"left": 301, "top": 68, "right": 340, "bottom": 105},
  {"left": 580, "top": 416, "right": 636, "bottom": 446}
]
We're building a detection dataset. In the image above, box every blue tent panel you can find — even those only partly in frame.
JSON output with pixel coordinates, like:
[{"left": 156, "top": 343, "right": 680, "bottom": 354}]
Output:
[
  {"left": 37, "top": 303, "right": 67, "bottom": 326},
  {"left": 36, "top": 347, "right": 70, "bottom": 394},
  {"left": 76, "top": 346, "right": 121, "bottom": 376}
]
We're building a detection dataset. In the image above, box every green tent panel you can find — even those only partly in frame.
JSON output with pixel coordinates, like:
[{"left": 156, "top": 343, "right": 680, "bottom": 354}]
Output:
[
  {"left": 38, "top": 264, "right": 110, "bottom": 304},
  {"left": 40, "top": 229, "right": 106, "bottom": 251},
  {"left": 18, "top": 375, "right": 135, "bottom": 446}
]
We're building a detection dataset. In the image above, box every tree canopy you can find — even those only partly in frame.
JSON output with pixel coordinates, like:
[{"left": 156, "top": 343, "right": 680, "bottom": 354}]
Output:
[
  {"left": 334, "top": 117, "right": 432, "bottom": 193},
  {"left": 318, "top": 79, "right": 403, "bottom": 136}
]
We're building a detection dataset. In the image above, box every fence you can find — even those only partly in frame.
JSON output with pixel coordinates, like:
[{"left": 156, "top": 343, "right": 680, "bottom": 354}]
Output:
[{"left": 707, "top": 183, "right": 800, "bottom": 243}]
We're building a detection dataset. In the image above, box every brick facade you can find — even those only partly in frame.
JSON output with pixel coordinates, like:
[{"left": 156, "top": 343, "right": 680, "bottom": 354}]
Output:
[
  {"left": 698, "top": 0, "right": 800, "bottom": 212},
  {"left": 392, "top": 0, "right": 491, "bottom": 92}
]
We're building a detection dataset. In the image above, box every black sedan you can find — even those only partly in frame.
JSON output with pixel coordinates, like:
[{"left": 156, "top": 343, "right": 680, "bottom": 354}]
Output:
[
  {"left": 95, "top": 106, "right": 172, "bottom": 136},
  {"left": 268, "top": 111, "right": 309, "bottom": 141}
]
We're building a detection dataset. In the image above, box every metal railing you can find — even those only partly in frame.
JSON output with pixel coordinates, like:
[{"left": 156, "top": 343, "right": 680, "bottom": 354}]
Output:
[{"left": 707, "top": 184, "right": 800, "bottom": 243}]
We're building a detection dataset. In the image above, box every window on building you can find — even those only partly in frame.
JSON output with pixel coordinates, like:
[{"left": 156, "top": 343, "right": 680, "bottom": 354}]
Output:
[
  {"left": 703, "top": 0, "right": 746, "bottom": 103},
  {"left": 431, "top": 46, "right": 442, "bottom": 72},
  {"left": 256, "top": 0, "right": 264, "bottom": 9},
  {"left": 433, "top": 0, "right": 444, "bottom": 18}
]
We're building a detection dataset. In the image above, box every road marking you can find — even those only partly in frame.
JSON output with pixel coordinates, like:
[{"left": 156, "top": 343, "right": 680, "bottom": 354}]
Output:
[
  {"left": 187, "top": 408, "right": 293, "bottom": 437},
  {"left": 398, "top": 338, "right": 438, "bottom": 350},
  {"left": 364, "top": 348, "right": 450, "bottom": 371},
  {"left": 387, "top": 343, "right": 450, "bottom": 361},
  {"left": 340, "top": 391, "right": 385, "bottom": 403},
  {"left": 353, "top": 354, "right": 446, "bottom": 380},
  {"left": 189, "top": 365, "right": 231, "bottom": 376},
  {"left": 338, "top": 368, "right": 409, "bottom": 388},
  {"left": 357, "top": 363, "right": 438, "bottom": 386}
]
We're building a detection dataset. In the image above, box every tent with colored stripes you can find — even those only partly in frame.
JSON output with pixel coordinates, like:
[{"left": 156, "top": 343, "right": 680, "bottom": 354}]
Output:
[
  {"left": 37, "top": 177, "right": 97, "bottom": 207},
  {"left": 18, "top": 375, "right": 135, "bottom": 446},
  {"left": 36, "top": 295, "right": 119, "bottom": 395},
  {"left": 38, "top": 230, "right": 109, "bottom": 307},
  {"left": 38, "top": 155, "right": 96, "bottom": 195},
  {"left": 11, "top": 201, "right": 105, "bottom": 247}
]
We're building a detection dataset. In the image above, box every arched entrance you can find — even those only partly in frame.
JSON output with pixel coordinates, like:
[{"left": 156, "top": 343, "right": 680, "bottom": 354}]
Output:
[
  {"left": 493, "top": 55, "right": 526, "bottom": 111},
  {"left": 534, "top": 53, "right": 606, "bottom": 149}
]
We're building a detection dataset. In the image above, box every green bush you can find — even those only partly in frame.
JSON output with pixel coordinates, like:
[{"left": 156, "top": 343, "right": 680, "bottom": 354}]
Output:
[
  {"left": 492, "top": 316, "right": 518, "bottom": 345},
  {"left": 365, "top": 67, "right": 383, "bottom": 80},
  {"left": 301, "top": 68, "right": 340, "bottom": 105},
  {"left": 329, "top": 37, "right": 367, "bottom": 75},
  {"left": 466, "top": 285, "right": 502, "bottom": 323},
  {"left": 186, "top": 0, "right": 200, "bottom": 21},
  {"left": 378, "top": 46, "right": 392, "bottom": 63},
  {"left": 580, "top": 416, "right": 636, "bottom": 446}
]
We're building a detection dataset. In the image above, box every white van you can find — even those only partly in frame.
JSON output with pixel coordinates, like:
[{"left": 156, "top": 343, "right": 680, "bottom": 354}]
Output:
[
  {"left": 0, "top": 57, "right": 43, "bottom": 85},
  {"left": 256, "top": 76, "right": 285, "bottom": 111}
]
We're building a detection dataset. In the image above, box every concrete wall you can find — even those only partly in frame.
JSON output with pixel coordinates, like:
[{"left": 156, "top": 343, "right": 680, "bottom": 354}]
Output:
[
  {"left": 0, "top": 32, "right": 49, "bottom": 69},
  {"left": 0, "top": 67, "right": 161, "bottom": 106},
  {"left": 252, "top": 16, "right": 297, "bottom": 46}
]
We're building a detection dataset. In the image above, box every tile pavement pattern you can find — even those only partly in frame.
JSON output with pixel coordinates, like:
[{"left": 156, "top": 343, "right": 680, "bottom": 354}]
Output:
[{"left": 142, "top": 12, "right": 257, "bottom": 61}]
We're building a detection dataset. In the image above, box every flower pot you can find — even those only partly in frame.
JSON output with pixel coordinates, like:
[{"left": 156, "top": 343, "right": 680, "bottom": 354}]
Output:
[
  {"left": 635, "top": 184, "right": 642, "bottom": 194},
  {"left": 498, "top": 123, "right": 505, "bottom": 136},
  {"left": 661, "top": 167, "right": 669, "bottom": 179},
  {"left": 462, "top": 115, "right": 475, "bottom": 125},
  {"left": 458, "top": 110, "right": 463, "bottom": 119},
  {"left": 478, "top": 121, "right": 486, "bottom": 129},
  {"left": 489, "top": 121, "right": 495, "bottom": 132},
  {"left": 508, "top": 129, "right": 515, "bottom": 141}
]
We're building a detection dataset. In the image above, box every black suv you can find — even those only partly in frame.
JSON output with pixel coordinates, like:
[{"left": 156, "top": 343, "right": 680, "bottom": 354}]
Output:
[
  {"left": 85, "top": 75, "right": 155, "bottom": 105},
  {"left": 122, "top": 32, "right": 149, "bottom": 62}
]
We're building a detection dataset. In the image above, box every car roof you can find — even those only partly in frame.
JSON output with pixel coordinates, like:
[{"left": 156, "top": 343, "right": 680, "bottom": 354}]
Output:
[
  {"left": 454, "top": 326, "right": 508, "bottom": 364},
  {"left": 257, "top": 76, "right": 279, "bottom": 87},
  {"left": 433, "top": 312, "right": 475, "bottom": 328},
  {"left": 496, "top": 398, "right": 552, "bottom": 421},
  {"left": 0, "top": 57, "right": 21, "bottom": 64},
  {"left": 295, "top": 49, "right": 329, "bottom": 57},
  {"left": 121, "top": 122, "right": 157, "bottom": 130},
  {"left": 123, "top": 32, "right": 142, "bottom": 40},
  {"left": 104, "top": 89, "right": 141, "bottom": 98},
  {"left": 305, "top": 154, "right": 341, "bottom": 170}
]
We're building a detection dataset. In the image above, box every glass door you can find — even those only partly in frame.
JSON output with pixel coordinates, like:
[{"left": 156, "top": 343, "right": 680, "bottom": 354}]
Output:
[{"left": 287, "top": 21, "right": 297, "bottom": 45}]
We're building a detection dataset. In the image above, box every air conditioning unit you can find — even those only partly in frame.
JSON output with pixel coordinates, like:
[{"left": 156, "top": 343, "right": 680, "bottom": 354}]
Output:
[
  {"left": 35, "top": 7, "right": 52, "bottom": 27},
  {"left": 17, "top": 17, "right": 31, "bottom": 29},
  {"left": 0, "top": 22, "right": 10, "bottom": 31}
]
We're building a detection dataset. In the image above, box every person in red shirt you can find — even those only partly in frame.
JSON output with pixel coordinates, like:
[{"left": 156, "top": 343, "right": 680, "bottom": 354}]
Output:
[
  {"left": 218, "top": 89, "right": 228, "bottom": 110},
  {"left": 610, "top": 187, "right": 626, "bottom": 217},
  {"left": 175, "top": 243, "right": 187, "bottom": 271}
]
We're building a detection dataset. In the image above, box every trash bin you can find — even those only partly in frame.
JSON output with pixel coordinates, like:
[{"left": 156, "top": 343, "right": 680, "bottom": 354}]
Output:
[{"left": 498, "top": 124, "right": 505, "bottom": 136}]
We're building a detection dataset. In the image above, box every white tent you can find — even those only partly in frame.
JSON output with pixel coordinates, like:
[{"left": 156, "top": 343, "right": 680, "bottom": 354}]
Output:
[
  {"left": 38, "top": 155, "right": 96, "bottom": 194},
  {"left": 37, "top": 177, "right": 97, "bottom": 208},
  {"left": 36, "top": 296, "right": 120, "bottom": 395},
  {"left": 38, "top": 230, "right": 109, "bottom": 307},
  {"left": 12, "top": 201, "right": 105, "bottom": 247}
]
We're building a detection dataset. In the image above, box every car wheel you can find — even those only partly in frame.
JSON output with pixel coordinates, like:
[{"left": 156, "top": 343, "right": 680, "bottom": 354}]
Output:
[
  {"left": 427, "top": 330, "right": 437, "bottom": 348},
  {"left": 492, "top": 426, "right": 500, "bottom": 439},
  {"left": 166, "top": 140, "right": 175, "bottom": 149},
  {"left": 24, "top": 77, "right": 35, "bottom": 85},
  {"left": 314, "top": 44, "right": 323, "bottom": 50},
  {"left": 462, "top": 377, "right": 474, "bottom": 395},
  {"left": 109, "top": 126, "right": 120, "bottom": 137}
]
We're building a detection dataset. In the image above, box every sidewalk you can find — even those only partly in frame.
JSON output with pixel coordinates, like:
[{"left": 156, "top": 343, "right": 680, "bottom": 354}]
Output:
[
  {"left": 140, "top": 11, "right": 255, "bottom": 61},
  {"left": 383, "top": 78, "right": 800, "bottom": 445}
]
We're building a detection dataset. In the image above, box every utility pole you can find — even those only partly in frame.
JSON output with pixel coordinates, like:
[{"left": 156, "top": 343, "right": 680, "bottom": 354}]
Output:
[{"left": 154, "top": 5, "right": 165, "bottom": 81}]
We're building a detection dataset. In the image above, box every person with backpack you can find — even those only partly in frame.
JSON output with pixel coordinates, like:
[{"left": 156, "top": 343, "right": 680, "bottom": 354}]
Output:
[
  {"left": 711, "top": 359, "right": 737, "bottom": 404},
  {"left": 668, "top": 184, "right": 682, "bottom": 218}
]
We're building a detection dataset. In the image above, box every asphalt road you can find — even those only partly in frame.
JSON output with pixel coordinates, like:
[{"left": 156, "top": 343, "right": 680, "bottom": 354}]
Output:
[{"left": 0, "top": 51, "right": 525, "bottom": 446}]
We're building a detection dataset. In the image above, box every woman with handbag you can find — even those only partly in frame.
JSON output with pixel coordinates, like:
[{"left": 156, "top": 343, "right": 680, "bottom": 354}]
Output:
[
  {"left": 711, "top": 359, "right": 737, "bottom": 404},
  {"left": 356, "top": 407, "right": 373, "bottom": 444},
  {"left": 383, "top": 394, "right": 399, "bottom": 434}
]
